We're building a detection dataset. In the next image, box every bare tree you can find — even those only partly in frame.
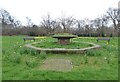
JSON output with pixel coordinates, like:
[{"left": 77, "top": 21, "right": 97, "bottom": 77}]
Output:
[
  {"left": 13, "top": 20, "right": 22, "bottom": 27},
  {"left": 93, "top": 15, "right": 109, "bottom": 36},
  {"left": 0, "top": 8, "right": 22, "bottom": 28},
  {"left": 51, "top": 19, "right": 62, "bottom": 34},
  {"left": 0, "top": 8, "right": 15, "bottom": 35},
  {"left": 107, "top": 8, "right": 120, "bottom": 30},
  {"left": 41, "top": 14, "right": 53, "bottom": 34},
  {"left": 59, "top": 15, "right": 75, "bottom": 33},
  {"left": 0, "top": 8, "right": 13, "bottom": 26},
  {"left": 26, "top": 17, "right": 34, "bottom": 27},
  {"left": 75, "top": 20, "right": 85, "bottom": 34}
]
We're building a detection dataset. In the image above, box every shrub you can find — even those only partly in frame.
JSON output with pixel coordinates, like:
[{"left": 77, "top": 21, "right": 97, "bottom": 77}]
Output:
[
  {"left": 2, "top": 48, "right": 13, "bottom": 61},
  {"left": 86, "top": 50, "right": 95, "bottom": 56},
  {"left": 86, "top": 50, "right": 101, "bottom": 56},
  {"left": 25, "top": 58, "right": 38, "bottom": 68},
  {"left": 38, "top": 51, "right": 47, "bottom": 59},
  {"left": 19, "top": 47, "right": 30, "bottom": 55},
  {"left": 94, "top": 51, "right": 102, "bottom": 56},
  {"left": 12, "top": 44, "right": 21, "bottom": 52},
  {"left": 19, "top": 47, "right": 38, "bottom": 56},
  {"left": 9, "top": 53, "right": 21, "bottom": 64},
  {"left": 101, "top": 44, "right": 108, "bottom": 49},
  {"left": 30, "top": 49, "right": 37, "bottom": 56}
]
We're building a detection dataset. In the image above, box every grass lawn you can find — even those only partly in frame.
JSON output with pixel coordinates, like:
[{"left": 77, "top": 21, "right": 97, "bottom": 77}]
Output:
[
  {"left": 32, "top": 39, "right": 91, "bottom": 49},
  {"left": 0, "top": 36, "right": 2, "bottom": 81},
  {"left": 2, "top": 36, "right": 118, "bottom": 80}
]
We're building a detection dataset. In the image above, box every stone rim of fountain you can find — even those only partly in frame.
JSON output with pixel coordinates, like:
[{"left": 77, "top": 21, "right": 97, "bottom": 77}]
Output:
[{"left": 24, "top": 41, "right": 101, "bottom": 54}]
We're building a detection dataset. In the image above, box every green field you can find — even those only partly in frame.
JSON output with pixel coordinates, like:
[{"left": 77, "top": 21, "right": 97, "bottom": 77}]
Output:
[
  {"left": 0, "top": 36, "right": 2, "bottom": 81},
  {"left": 2, "top": 36, "right": 118, "bottom": 80}
]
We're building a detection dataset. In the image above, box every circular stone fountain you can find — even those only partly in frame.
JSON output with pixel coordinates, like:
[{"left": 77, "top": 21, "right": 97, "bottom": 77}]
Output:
[
  {"left": 24, "top": 33, "right": 101, "bottom": 54},
  {"left": 52, "top": 34, "right": 77, "bottom": 45}
]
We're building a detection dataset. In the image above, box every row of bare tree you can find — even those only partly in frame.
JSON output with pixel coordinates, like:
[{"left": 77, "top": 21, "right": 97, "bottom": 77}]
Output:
[{"left": 0, "top": 8, "right": 120, "bottom": 37}]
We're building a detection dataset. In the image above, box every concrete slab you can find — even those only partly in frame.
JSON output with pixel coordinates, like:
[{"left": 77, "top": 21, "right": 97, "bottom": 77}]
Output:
[{"left": 40, "top": 58, "right": 72, "bottom": 72}]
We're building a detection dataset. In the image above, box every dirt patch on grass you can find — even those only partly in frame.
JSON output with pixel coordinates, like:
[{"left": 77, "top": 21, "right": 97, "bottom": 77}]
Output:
[{"left": 40, "top": 58, "right": 72, "bottom": 72}]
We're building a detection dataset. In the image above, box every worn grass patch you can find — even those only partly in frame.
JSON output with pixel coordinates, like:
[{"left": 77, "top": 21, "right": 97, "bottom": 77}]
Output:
[{"left": 40, "top": 58, "right": 72, "bottom": 72}]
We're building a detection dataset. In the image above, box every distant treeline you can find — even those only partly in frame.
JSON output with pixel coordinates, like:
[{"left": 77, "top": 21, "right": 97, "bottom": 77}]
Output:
[{"left": 0, "top": 7, "right": 120, "bottom": 37}]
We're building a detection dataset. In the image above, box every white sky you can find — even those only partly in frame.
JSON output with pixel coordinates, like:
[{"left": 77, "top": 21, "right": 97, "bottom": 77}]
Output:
[{"left": 0, "top": 0, "right": 119, "bottom": 25}]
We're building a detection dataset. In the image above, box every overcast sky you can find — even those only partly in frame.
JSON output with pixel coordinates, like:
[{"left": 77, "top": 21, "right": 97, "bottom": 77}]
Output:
[{"left": 0, "top": 0, "right": 119, "bottom": 25}]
